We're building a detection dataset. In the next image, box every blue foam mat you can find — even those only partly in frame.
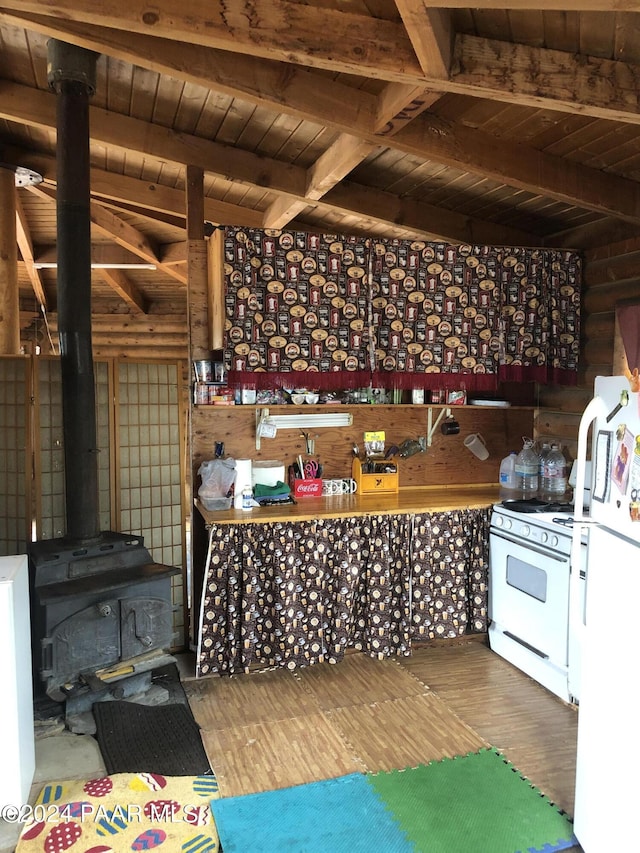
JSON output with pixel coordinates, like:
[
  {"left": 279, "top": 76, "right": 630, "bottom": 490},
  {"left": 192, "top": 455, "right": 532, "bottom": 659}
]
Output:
[{"left": 211, "top": 773, "right": 413, "bottom": 853}]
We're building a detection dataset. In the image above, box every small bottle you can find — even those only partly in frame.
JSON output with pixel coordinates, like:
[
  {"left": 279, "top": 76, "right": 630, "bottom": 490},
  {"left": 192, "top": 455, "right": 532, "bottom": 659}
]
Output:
[
  {"left": 499, "top": 452, "right": 518, "bottom": 499},
  {"left": 241, "top": 486, "right": 253, "bottom": 511},
  {"left": 543, "top": 443, "right": 567, "bottom": 498},
  {"left": 515, "top": 439, "right": 539, "bottom": 497}
]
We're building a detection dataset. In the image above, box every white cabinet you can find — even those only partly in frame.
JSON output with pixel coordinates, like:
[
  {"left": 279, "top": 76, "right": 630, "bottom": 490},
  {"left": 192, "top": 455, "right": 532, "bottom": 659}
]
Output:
[{"left": 0, "top": 555, "right": 35, "bottom": 806}]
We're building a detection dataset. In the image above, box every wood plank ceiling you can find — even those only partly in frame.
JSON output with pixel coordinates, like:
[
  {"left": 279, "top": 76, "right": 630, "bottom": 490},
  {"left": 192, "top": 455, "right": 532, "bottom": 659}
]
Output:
[{"left": 2, "top": 1, "right": 640, "bottom": 358}]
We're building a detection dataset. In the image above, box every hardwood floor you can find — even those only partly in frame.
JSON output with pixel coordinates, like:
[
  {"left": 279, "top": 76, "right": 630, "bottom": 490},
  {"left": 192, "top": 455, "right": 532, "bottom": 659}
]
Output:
[{"left": 185, "top": 639, "right": 582, "bottom": 852}]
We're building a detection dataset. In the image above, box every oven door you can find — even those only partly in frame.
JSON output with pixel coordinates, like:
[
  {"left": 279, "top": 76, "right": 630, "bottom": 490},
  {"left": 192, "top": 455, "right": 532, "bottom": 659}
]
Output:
[{"left": 489, "top": 527, "right": 570, "bottom": 666}]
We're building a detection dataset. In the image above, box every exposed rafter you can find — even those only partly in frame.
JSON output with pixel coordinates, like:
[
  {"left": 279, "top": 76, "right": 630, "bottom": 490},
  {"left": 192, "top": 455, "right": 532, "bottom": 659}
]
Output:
[{"left": 1, "top": 0, "right": 640, "bottom": 340}]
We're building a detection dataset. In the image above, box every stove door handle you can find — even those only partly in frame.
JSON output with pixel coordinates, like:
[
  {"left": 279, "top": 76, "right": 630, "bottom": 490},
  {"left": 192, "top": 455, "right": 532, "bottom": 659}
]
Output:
[{"left": 490, "top": 530, "right": 569, "bottom": 562}]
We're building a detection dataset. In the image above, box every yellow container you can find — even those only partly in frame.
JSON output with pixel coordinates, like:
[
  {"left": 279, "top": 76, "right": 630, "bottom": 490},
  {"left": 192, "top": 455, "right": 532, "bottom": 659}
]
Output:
[{"left": 352, "top": 457, "right": 399, "bottom": 494}]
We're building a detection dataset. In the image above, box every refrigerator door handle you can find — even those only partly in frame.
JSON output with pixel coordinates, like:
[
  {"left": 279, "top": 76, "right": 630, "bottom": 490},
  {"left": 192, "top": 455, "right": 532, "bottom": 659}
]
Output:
[
  {"left": 570, "top": 394, "right": 606, "bottom": 635},
  {"left": 573, "top": 394, "right": 606, "bottom": 524}
]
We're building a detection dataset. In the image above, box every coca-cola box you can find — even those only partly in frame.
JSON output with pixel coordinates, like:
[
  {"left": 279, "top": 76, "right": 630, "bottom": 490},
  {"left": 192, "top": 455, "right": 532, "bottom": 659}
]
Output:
[{"left": 288, "top": 466, "right": 323, "bottom": 498}]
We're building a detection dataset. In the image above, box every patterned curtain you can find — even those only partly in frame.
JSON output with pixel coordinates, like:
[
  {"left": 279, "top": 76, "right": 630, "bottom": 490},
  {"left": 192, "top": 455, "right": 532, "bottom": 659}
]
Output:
[
  {"left": 196, "top": 507, "right": 491, "bottom": 676},
  {"left": 222, "top": 227, "right": 581, "bottom": 392},
  {"left": 497, "top": 247, "right": 581, "bottom": 385}
]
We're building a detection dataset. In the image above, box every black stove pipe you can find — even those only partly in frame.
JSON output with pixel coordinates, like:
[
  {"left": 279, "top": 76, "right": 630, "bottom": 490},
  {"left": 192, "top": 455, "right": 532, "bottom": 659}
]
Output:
[{"left": 47, "top": 41, "right": 100, "bottom": 543}]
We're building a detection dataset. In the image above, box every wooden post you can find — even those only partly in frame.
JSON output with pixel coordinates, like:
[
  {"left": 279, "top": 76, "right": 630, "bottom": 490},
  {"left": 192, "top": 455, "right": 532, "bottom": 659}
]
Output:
[
  {"left": 185, "top": 164, "right": 208, "bottom": 646},
  {"left": 186, "top": 165, "right": 209, "bottom": 360},
  {"left": 0, "top": 168, "right": 19, "bottom": 354},
  {"left": 208, "top": 229, "right": 224, "bottom": 351}
]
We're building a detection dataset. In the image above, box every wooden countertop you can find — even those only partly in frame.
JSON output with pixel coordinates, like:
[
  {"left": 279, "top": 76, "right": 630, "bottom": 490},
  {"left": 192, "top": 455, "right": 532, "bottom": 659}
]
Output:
[{"left": 196, "top": 485, "right": 500, "bottom": 526}]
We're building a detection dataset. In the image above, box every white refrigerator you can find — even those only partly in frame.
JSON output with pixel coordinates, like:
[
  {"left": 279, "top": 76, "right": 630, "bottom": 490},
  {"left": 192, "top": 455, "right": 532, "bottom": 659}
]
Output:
[
  {"left": 571, "top": 375, "right": 640, "bottom": 851},
  {"left": 0, "top": 554, "right": 35, "bottom": 806}
]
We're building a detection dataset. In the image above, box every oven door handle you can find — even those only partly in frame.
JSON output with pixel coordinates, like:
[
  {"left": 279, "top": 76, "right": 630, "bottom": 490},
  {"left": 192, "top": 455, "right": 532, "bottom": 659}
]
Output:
[{"left": 490, "top": 530, "right": 569, "bottom": 562}]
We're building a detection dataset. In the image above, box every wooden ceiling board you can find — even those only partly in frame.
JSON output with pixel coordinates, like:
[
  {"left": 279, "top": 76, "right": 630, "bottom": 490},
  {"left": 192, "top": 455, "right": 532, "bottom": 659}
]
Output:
[
  {"left": 539, "top": 11, "right": 580, "bottom": 54},
  {"left": 577, "top": 11, "right": 616, "bottom": 59},
  {"left": 614, "top": 13, "right": 640, "bottom": 64},
  {"left": 0, "top": 3, "right": 639, "bottom": 351}
]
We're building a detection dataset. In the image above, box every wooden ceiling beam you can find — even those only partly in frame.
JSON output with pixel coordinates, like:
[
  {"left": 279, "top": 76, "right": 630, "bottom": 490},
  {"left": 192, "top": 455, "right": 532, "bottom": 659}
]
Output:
[
  {"left": 1, "top": 104, "right": 534, "bottom": 244},
  {"left": 98, "top": 268, "right": 149, "bottom": 315},
  {"left": 5, "top": 6, "right": 640, "bottom": 127},
  {"left": 392, "top": 113, "right": 640, "bottom": 225},
  {"left": 0, "top": 0, "right": 422, "bottom": 81},
  {"left": 450, "top": 34, "right": 640, "bottom": 124},
  {"left": 90, "top": 201, "right": 188, "bottom": 284},
  {"left": 15, "top": 191, "right": 47, "bottom": 308},
  {"left": 32, "top": 243, "right": 169, "bottom": 269},
  {"left": 27, "top": 182, "right": 188, "bottom": 284},
  {"left": 393, "top": 1, "right": 452, "bottom": 79},
  {"left": 5, "top": 144, "right": 264, "bottom": 230},
  {"left": 4, "top": 73, "right": 637, "bottom": 241},
  {"left": 320, "top": 179, "right": 536, "bottom": 247},
  {"left": 374, "top": 86, "right": 441, "bottom": 135},
  {"left": 417, "top": 0, "right": 636, "bottom": 10},
  {"left": 263, "top": 134, "right": 377, "bottom": 229},
  {"left": 0, "top": 12, "right": 380, "bottom": 134}
]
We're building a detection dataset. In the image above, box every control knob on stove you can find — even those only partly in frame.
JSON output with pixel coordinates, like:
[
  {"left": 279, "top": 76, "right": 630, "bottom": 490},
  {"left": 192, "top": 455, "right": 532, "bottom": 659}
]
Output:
[
  {"left": 541, "top": 532, "right": 548, "bottom": 543},
  {"left": 520, "top": 524, "right": 530, "bottom": 537},
  {"left": 551, "top": 535, "right": 559, "bottom": 547}
]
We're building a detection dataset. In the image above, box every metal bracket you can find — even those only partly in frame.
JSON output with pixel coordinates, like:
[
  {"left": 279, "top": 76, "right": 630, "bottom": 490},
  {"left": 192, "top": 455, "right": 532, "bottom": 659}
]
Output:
[{"left": 426, "top": 407, "right": 451, "bottom": 447}]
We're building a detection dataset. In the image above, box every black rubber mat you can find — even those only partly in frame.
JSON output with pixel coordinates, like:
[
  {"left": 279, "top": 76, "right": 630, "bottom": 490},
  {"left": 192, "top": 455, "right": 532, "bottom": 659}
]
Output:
[{"left": 93, "top": 700, "right": 212, "bottom": 776}]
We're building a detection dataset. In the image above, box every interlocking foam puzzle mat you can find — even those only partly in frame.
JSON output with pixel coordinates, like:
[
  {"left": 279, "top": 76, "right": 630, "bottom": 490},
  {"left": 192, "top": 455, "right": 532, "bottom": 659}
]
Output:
[
  {"left": 15, "top": 772, "right": 220, "bottom": 852},
  {"left": 211, "top": 748, "right": 577, "bottom": 853}
]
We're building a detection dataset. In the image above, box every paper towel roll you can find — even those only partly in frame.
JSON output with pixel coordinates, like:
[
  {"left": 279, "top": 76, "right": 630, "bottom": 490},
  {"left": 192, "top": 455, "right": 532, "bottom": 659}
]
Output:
[{"left": 234, "top": 459, "right": 253, "bottom": 509}]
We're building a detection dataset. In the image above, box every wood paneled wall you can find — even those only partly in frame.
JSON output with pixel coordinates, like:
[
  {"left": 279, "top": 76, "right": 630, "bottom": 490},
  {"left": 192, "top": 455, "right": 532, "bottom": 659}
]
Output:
[
  {"left": 191, "top": 404, "right": 535, "bottom": 489},
  {"left": 535, "top": 239, "right": 637, "bottom": 460}
]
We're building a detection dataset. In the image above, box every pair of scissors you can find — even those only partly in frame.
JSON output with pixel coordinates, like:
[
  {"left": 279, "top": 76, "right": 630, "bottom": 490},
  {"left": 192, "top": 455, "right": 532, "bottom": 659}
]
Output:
[{"left": 304, "top": 460, "right": 319, "bottom": 479}]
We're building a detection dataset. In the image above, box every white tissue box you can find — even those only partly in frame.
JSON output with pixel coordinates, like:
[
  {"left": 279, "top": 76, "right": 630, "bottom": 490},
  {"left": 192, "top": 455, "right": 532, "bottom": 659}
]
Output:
[{"left": 252, "top": 460, "right": 285, "bottom": 487}]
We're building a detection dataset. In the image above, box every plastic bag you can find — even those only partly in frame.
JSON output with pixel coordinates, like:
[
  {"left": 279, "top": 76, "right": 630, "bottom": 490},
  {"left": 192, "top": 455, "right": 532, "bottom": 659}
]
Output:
[{"left": 198, "top": 458, "right": 236, "bottom": 510}]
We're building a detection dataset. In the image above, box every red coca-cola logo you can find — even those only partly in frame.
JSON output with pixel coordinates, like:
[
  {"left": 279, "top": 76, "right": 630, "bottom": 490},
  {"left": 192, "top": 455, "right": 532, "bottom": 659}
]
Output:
[{"left": 295, "top": 481, "right": 322, "bottom": 496}]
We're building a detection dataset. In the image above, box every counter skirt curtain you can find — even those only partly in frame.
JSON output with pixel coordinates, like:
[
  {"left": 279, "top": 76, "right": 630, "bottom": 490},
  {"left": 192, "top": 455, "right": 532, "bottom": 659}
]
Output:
[
  {"left": 196, "top": 507, "right": 491, "bottom": 676},
  {"left": 410, "top": 507, "right": 490, "bottom": 639}
]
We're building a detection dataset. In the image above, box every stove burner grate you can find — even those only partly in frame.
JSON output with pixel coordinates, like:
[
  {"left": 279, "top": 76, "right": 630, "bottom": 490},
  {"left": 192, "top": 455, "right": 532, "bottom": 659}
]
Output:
[{"left": 500, "top": 498, "right": 574, "bottom": 514}]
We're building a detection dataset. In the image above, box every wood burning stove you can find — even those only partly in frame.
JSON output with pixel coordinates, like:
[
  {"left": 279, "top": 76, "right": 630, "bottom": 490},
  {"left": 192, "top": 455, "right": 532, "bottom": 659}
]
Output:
[
  {"left": 30, "top": 533, "right": 178, "bottom": 700},
  {"left": 28, "top": 42, "right": 180, "bottom": 703}
]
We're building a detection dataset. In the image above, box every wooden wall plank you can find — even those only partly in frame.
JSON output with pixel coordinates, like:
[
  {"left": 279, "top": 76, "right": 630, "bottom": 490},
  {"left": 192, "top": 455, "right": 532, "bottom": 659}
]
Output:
[{"left": 191, "top": 404, "right": 535, "bottom": 489}]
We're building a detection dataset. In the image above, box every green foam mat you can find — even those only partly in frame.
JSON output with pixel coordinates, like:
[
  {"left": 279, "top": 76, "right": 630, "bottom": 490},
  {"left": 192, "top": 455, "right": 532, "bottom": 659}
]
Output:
[{"left": 368, "top": 748, "right": 576, "bottom": 853}]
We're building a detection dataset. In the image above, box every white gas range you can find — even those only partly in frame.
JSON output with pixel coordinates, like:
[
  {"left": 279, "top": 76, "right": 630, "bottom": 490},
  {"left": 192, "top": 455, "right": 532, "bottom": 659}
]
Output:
[{"left": 488, "top": 499, "right": 586, "bottom": 704}]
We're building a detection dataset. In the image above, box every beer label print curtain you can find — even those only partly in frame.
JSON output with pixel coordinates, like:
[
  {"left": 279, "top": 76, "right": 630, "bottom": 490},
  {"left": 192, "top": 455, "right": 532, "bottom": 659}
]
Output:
[{"left": 222, "top": 227, "right": 581, "bottom": 392}]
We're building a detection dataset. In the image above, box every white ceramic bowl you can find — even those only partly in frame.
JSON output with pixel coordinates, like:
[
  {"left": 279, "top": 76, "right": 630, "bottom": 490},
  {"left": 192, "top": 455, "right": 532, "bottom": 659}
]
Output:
[
  {"left": 291, "top": 394, "right": 305, "bottom": 405},
  {"left": 305, "top": 393, "right": 319, "bottom": 404}
]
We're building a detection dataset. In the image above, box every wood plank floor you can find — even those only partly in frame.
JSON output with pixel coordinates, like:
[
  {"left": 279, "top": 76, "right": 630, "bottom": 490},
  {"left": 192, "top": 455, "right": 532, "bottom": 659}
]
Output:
[{"left": 185, "top": 639, "right": 582, "bottom": 852}]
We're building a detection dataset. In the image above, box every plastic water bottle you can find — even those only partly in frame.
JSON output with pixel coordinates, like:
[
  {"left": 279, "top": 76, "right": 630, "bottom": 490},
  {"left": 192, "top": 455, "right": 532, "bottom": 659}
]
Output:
[
  {"left": 538, "top": 442, "right": 550, "bottom": 496},
  {"left": 499, "top": 452, "right": 518, "bottom": 499},
  {"left": 542, "top": 443, "right": 567, "bottom": 498},
  {"left": 515, "top": 439, "right": 539, "bottom": 496}
]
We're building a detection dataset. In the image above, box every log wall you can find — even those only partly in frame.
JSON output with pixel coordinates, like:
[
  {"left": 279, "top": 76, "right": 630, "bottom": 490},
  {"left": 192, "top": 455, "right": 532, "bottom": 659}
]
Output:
[{"left": 535, "top": 239, "right": 638, "bottom": 461}]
